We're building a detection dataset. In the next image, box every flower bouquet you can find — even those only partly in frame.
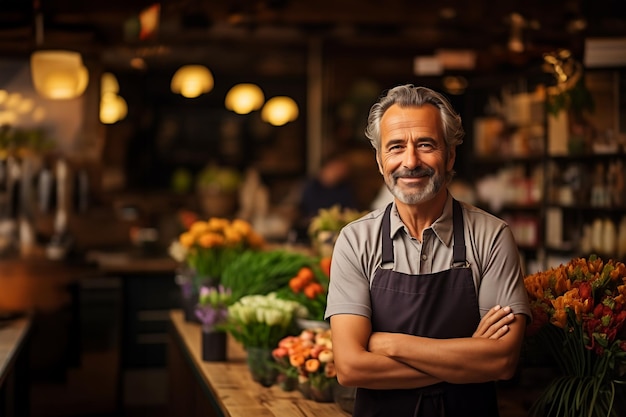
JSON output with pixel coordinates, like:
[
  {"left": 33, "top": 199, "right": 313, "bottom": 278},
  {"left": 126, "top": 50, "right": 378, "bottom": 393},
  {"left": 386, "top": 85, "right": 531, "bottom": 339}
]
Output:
[
  {"left": 272, "top": 328, "right": 337, "bottom": 402},
  {"left": 307, "top": 205, "right": 366, "bottom": 257},
  {"left": 223, "top": 293, "right": 306, "bottom": 386},
  {"left": 195, "top": 285, "right": 233, "bottom": 361},
  {"left": 275, "top": 257, "right": 331, "bottom": 323},
  {"left": 524, "top": 255, "right": 626, "bottom": 417},
  {"left": 195, "top": 285, "right": 233, "bottom": 332},
  {"left": 169, "top": 217, "right": 265, "bottom": 320},
  {"left": 178, "top": 217, "right": 265, "bottom": 280}
]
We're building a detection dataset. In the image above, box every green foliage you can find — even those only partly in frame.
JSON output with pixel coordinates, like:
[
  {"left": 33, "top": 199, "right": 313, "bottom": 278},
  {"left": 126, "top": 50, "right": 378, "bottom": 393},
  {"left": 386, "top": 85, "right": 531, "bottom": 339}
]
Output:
[
  {"left": 0, "top": 125, "right": 55, "bottom": 154},
  {"left": 220, "top": 249, "right": 318, "bottom": 301},
  {"left": 195, "top": 164, "right": 242, "bottom": 192}
]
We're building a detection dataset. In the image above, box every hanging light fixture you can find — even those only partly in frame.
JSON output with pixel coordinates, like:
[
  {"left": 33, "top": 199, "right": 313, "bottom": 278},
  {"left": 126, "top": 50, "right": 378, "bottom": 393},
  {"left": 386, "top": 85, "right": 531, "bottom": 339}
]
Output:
[
  {"left": 261, "top": 96, "right": 299, "bottom": 126},
  {"left": 170, "top": 65, "right": 214, "bottom": 98},
  {"left": 225, "top": 83, "right": 265, "bottom": 114},
  {"left": 101, "top": 72, "right": 120, "bottom": 95},
  {"left": 99, "top": 72, "right": 127, "bottom": 124},
  {"left": 30, "top": 50, "right": 89, "bottom": 100},
  {"left": 100, "top": 93, "right": 128, "bottom": 124},
  {"left": 30, "top": 1, "right": 89, "bottom": 101}
]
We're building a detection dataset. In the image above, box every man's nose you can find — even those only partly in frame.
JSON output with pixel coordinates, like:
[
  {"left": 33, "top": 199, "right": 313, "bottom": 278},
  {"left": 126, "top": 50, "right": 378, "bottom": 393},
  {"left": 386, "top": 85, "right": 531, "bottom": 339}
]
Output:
[{"left": 402, "top": 146, "right": 421, "bottom": 169}]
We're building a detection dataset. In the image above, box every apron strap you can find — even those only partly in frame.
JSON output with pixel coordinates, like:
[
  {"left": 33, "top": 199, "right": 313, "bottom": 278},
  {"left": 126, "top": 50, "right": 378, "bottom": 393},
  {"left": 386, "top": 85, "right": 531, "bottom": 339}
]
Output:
[
  {"left": 452, "top": 199, "right": 468, "bottom": 268},
  {"left": 381, "top": 202, "right": 394, "bottom": 264},
  {"left": 381, "top": 199, "right": 468, "bottom": 267}
]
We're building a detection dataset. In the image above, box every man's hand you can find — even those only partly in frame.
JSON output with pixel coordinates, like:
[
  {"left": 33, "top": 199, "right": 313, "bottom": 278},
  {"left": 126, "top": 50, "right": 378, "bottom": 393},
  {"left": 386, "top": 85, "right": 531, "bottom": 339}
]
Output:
[{"left": 473, "top": 305, "right": 514, "bottom": 339}]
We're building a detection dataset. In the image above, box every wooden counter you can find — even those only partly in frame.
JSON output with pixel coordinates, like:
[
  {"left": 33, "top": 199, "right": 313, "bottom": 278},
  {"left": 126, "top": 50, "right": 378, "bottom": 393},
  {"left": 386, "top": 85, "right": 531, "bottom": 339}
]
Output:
[
  {"left": 0, "top": 316, "right": 32, "bottom": 417},
  {"left": 168, "top": 310, "right": 350, "bottom": 417}
]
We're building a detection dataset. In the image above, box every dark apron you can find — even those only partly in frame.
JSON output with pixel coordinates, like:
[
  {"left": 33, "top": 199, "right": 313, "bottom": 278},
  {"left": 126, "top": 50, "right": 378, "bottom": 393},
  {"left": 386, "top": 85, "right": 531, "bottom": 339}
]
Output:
[{"left": 353, "top": 200, "right": 499, "bottom": 417}]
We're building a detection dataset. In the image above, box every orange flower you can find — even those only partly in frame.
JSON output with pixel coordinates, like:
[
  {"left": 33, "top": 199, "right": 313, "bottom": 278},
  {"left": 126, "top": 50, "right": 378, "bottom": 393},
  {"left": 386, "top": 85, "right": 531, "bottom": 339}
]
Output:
[
  {"left": 297, "top": 267, "right": 315, "bottom": 285},
  {"left": 289, "top": 276, "right": 305, "bottom": 293},
  {"left": 320, "top": 257, "right": 332, "bottom": 277},
  {"left": 289, "top": 353, "right": 306, "bottom": 367},
  {"left": 304, "top": 282, "right": 324, "bottom": 299},
  {"left": 304, "top": 358, "right": 320, "bottom": 373}
]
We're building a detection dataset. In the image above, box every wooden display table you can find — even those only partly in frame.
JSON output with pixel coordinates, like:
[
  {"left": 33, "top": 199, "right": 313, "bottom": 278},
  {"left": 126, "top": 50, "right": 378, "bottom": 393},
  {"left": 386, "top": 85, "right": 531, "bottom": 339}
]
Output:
[{"left": 168, "top": 310, "right": 350, "bottom": 417}]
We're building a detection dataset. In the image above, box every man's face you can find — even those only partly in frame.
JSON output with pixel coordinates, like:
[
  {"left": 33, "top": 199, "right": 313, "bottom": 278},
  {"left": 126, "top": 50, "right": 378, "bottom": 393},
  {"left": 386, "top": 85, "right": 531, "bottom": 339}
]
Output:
[{"left": 376, "top": 104, "right": 455, "bottom": 205}]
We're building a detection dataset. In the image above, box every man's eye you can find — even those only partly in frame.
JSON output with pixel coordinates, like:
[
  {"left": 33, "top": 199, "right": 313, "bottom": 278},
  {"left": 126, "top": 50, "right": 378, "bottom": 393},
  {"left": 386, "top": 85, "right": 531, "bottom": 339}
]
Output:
[{"left": 417, "top": 143, "right": 435, "bottom": 150}]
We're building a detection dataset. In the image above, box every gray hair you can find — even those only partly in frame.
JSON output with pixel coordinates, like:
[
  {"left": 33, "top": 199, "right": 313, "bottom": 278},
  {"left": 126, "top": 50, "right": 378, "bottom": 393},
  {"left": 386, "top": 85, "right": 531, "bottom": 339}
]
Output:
[{"left": 364, "top": 84, "right": 464, "bottom": 154}]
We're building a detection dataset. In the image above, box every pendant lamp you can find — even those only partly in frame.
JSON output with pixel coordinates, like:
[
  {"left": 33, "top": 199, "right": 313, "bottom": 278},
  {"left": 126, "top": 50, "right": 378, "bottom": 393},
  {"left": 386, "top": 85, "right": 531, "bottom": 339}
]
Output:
[
  {"left": 100, "top": 93, "right": 128, "bottom": 124},
  {"left": 170, "top": 65, "right": 214, "bottom": 98},
  {"left": 101, "top": 72, "right": 120, "bottom": 95},
  {"left": 100, "top": 72, "right": 127, "bottom": 124},
  {"left": 30, "top": 50, "right": 89, "bottom": 100},
  {"left": 225, "top": 83, "right": 265, "bottom": 114},
  {"left": 261, "top": 96, "right": 299, "bottom": 126}
]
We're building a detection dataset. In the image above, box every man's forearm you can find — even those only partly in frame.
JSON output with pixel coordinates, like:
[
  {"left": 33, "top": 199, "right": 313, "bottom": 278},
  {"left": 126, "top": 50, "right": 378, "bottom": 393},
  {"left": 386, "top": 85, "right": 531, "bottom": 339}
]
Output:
[
  {"left": 335, "top": 346, "right": 441, "bottom": 389},
  {"left": 369, "top": 317, "right": 525, "bottom": 384}
]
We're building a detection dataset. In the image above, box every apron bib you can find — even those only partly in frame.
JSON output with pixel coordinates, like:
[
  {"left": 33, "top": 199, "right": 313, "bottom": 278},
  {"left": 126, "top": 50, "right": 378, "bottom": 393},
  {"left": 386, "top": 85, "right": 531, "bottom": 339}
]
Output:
[{"left": 353, "top": 200, "right": 499, "bottom": 417}]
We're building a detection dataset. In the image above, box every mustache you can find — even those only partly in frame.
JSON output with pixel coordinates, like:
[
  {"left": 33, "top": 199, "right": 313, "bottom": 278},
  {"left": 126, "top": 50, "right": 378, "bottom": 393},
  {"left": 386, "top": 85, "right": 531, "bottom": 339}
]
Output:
[{"left": 392, "top": 166, "right": 435, "bottom": 180}]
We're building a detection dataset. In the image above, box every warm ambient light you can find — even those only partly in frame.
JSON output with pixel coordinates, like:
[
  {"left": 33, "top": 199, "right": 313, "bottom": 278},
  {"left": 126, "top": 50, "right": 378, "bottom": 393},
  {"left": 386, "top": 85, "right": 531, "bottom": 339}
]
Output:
[
  {"left": 261, "top": 96, "right": 299, "bottom": 126},
  {"left": 30, "top": 50, "right": 89, "bottom": 100},
  {"left": 101, "top": 72, "right": 120, "bottom": 95},
  {"left": 100, "top": 93, "right": 128, "bottom": 124},
  {"left": 225, "top": 83, "right": 265, "bottom": 114},
  {"left": 100, "top": 73, "right": 127, "bottom": 124},
  {"left": 170, "top": 65, "right": 214, "bottom": 98}
]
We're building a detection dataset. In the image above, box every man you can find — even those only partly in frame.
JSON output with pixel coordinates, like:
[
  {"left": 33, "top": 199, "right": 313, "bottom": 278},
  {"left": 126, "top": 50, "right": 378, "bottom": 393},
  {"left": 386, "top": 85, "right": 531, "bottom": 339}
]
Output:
[{"left": 325, "top": 85, "right": 531, "bottom": 417}]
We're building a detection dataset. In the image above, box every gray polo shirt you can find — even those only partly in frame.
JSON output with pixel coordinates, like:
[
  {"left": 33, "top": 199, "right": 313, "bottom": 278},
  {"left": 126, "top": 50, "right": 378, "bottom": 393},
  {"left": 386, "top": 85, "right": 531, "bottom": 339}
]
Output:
[{"left": 324, "top": 192, "right": 531, "bottom": 321}]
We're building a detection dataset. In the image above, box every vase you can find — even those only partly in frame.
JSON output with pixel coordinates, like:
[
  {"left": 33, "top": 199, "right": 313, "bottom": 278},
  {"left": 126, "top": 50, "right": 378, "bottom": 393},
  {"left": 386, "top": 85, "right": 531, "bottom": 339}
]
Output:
[
  {"left": 202, "top": 330, "right": 227, "bottom": 362},
  {"left": 298, "top": 380, "right": 311, "bottom": 399},
  {"left": 309, "top": 379, "right": 336, "bottom": 403},
  {"left": 298, "top": 378, "right": 336, "bottom": 402},
  {"left": 246, "top": 347, "right": 278, "bottom": 387},
  {"left": 276, "top": 373, "right": 297, "bottom": 392},
  {"left": 333, "top": 383, "right": 356, "bottom": 414}
]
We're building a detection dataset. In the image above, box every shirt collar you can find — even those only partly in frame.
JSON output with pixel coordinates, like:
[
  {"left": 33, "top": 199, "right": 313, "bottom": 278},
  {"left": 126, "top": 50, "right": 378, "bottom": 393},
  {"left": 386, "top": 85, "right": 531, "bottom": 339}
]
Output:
[{"left": 389, "top": 193, "right": 455, "bottom": 248}]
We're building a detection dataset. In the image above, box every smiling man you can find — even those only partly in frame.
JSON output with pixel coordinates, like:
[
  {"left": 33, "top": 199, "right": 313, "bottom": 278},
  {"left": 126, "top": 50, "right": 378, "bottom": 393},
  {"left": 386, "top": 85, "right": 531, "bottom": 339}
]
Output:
[{"left": 325, "top": 85, "right": 531, "bottom": 417}]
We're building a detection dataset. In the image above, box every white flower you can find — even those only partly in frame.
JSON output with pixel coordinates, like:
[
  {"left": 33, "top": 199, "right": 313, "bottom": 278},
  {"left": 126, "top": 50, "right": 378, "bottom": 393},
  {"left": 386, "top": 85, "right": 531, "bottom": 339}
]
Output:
[{"left": 168, "top": 240, "right": 188, "bottom": 262}]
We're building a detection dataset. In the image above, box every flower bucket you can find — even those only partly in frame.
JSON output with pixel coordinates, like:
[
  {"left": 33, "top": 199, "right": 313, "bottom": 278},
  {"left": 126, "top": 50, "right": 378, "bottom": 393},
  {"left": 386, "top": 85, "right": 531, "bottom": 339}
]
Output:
[
  {"left": 246, "top": 347, "right": 278, "bottom": 387},
  {"left": 202, "top": 330, "right": 227, "bottom": 362},
  {"left": 277, "top": 373, "right": 298, "bottom": 392}
]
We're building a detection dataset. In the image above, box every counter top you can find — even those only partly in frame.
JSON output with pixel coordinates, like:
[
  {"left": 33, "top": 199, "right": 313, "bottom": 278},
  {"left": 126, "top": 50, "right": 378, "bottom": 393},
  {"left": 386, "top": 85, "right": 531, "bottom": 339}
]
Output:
[
  {"left": 0, "top": 316, "right": 31, "bottom": 386},
  {"left": 169, "top": 310, "right": 350, "bottom": 417},
  {"left": 0, "top": 256, "right": 93, "bottom": 313},
  {"left": 86, "top": 249, "right": 178, "bottom": 274}
]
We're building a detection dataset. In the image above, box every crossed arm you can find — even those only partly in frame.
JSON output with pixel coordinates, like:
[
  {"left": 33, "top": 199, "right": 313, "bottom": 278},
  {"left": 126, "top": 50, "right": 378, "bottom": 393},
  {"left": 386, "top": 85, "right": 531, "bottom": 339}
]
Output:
[{"left": 330, "top": 305, "right": 525, "bottom": 390}]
